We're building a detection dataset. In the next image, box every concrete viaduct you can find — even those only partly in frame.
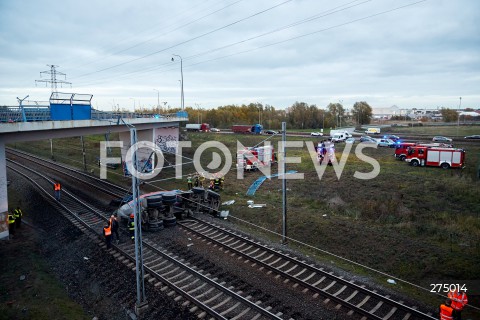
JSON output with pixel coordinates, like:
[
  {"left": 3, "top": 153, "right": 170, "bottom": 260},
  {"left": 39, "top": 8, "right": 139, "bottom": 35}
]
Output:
[{"left": 0, "top": 115, "right": 187, "bottom": 239}]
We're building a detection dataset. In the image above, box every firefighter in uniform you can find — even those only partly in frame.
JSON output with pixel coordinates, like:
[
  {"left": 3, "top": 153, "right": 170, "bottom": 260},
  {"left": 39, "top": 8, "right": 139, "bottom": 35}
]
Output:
[
  {"left": 13, "top": 207, "right": 23, "bottom": 228},
  {"left": 54, "top": 182, "right": 62, "bottom": 201},
  {"left": 193, "top": 173, "right": 199, "bottom": 187},
  {"left": 7, "top": 212, "right": 16, "bottom": 238},
  {"left": 448, "top": 289, "right": 468, "bottom": 320},
  {"left": 440, "top": 299, "right": 454, "bottom": 320},
  {"left": 199, "top": 173, "right": 205, "bottom": 188},
  {"left": 213, "top": 175, "right": 221, "bottom": 191},
  {"left": 128, "top": 213, "right": 135, "bottom": 242},
  {"left": 187, "top": 175, "right": 193, "bottom": 190},
  {"left": 208, "top": 176, "right": 214, "bottom": 190},
  {"left": 219, "top": 174, "right": 225, "bottom": 190}
]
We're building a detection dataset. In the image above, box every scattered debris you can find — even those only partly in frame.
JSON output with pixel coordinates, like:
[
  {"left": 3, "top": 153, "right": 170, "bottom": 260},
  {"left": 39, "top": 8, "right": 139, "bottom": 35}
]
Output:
[
  {"left": 248, "top": 204, "right": 266, "bottom": 208},
  {"left": 83, "top": 257, "right": 89, "bottom": 260},
  {"left": 387, "top": 279, "right": 396, "bottom": 284},
  {"left": 322, "top": 214, "right": 327, "bottom": 217},
  {"left": 219, "top": 210, "right": 229, "bottom": 219},
  {"left": 19, "top": 275, "right": 26, "bottom": 281},
  {"left": 222, "top": 200, "right": 235, "bottom": 206},
  {"left": 188, "top": 238, "right": 191, "bottom": 241},
  {"left": 247, "top": 200, "right": 254, "bottom": 205},
  {"left": 187, "top": 243, "right": 194, "bottom": 247}
]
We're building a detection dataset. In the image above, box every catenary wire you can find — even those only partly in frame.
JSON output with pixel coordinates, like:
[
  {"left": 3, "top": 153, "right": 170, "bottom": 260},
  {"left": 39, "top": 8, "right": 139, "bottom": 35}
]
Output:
[
  {"left": 73, "top": 0, "right": 426, "bottom": 90},
  {"left": 73, "top": 0, "right": 369, "bottom": 87},
  {"left": 64, "top": 0, "right": 245, "bottom": 71},
  {"left": 72, "top": 0, "right": 294, "bottom": 80}
]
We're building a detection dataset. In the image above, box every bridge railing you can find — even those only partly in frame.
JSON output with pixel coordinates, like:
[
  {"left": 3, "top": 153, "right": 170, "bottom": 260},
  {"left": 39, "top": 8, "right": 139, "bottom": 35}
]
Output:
[
  {"left": 0, "top": 106, "right": 51, "bottom": 122},
  {"left": 0, "top": 106, "right": 188, "bottom": 123}
]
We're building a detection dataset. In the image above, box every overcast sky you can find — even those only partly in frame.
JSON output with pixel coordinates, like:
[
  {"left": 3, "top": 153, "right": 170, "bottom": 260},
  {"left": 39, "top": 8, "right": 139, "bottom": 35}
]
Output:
[{"left": 0, "top": 0, "right": 479, "bottom": 111}]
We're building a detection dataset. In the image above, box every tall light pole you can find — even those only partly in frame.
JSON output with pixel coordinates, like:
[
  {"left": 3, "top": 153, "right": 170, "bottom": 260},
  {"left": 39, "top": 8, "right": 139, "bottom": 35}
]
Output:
[
  {"left": 16, "top": 95, "right": 29, "bottom": 122},
  {"left": 322, "top": 109, "right": 325, "bottom": 130},
  {"left": 338, "top": 100, "right": 343, "bottom": 127},
  {"left": 178, "top": 80, "right": 182, "bottom": 109},
  {"left": 171, "top": 54, "right": 184, "bottom": 110},
  {"left": 258, "top": 103, "right": 262, "bottom": 125},
  {"left": 457, "top": 97, "right": 462, "bottom": 137},
  {"left": 153, "top": 89, "right": 160, "bottom": 108},
  {"left": 195, "top": 103, "right": 202, "bottom": 123}
]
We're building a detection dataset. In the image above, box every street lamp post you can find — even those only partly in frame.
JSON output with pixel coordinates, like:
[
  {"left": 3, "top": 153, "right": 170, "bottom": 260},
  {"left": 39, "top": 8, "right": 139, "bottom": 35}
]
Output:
[
  {"left": 153, "top": 89, "right": 160, "bottom": 108},
  {"left": 457, "top": 97, "right": 462, "bottom": 137},
  {"left": 322, "top": 110, "right": 325, "bottom": 129},
  {"left": 171, "top": 54, "right": 184, "bottom": 110},
  {"left": 338, "top": 100, "right": 343, "bottom": 127},
  {"left": 195, "top": 103, "right": 202, "bottom": 123},
  {"left": 258, "top": 103, "right": 262, "bottom": 125},
  {"left": 16, "top": 95, "right": 29, "bottom": 122}
]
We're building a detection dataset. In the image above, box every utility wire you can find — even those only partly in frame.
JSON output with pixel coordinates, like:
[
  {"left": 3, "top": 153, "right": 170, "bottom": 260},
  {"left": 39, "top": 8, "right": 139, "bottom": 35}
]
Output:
[
  {"left": 72, "top": 0, "right": 293, "bottom": 79},
  {"left": 74, "top": 0, "right": 425, "bottom": 89},
  {"left": 73, "top": 0, "right": 368, "bottom": 87},
  {"left": 65, "top": 0, "right": 245, "bottom": 71}
]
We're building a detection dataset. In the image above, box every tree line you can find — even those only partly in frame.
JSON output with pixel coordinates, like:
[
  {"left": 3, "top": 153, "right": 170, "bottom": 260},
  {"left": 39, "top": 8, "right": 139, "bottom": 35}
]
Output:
[{"left": 137, "top": 101, "right": 373, "bottom": 130}]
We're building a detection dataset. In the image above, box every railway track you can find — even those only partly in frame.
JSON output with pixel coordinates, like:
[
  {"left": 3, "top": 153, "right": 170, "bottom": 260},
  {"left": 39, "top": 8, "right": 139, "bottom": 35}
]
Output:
[
  {"left": 178, "top": 218, "right": 436, "bottom": 320},
  {"left": 7, "top": 148, "right": 130, "bottom": 198},
  {"left": 6, "top": 157, "right": 287, "bottom": 319},
  {"left": 6, "top": 149, "right": 439, "bottom": 319}
]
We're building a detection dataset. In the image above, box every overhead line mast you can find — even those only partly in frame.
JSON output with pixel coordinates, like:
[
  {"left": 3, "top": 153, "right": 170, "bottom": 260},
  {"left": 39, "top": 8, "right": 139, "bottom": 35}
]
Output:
[{"left": 35, "top": 65, "right": 72, "bottom": 98}]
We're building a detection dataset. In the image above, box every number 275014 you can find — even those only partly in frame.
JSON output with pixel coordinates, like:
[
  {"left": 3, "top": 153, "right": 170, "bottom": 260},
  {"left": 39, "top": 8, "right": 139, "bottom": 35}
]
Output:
[{"left": 430, "top": 284, "right": 467, "bottom": 293}]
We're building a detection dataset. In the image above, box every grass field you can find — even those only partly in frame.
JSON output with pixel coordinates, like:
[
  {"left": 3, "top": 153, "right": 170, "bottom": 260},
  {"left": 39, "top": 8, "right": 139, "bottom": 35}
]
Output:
[{"left": 9, "top": 125, "right": 480, "bottom": 314}]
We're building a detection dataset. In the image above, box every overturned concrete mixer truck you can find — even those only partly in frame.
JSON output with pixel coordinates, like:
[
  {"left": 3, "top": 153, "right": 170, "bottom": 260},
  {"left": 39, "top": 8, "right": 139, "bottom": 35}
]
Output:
[{"left": 114, "top": 189, "right": 223, "bottom": 231}]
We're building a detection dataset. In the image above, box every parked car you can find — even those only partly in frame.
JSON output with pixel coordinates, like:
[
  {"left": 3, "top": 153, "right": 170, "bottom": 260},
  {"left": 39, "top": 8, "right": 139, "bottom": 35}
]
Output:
[
  {"left": 377, "top": 138, "right": 396, "bottom": 147},
  {"left": 383, "top": 134, "right": 400, "bottom": 142},
  {"left": 360, "top": 136, "right": 377, "bottom": 143},
  {"left": 210, "top": 128, "right": 220, "bottom": 132},
  {"left": 432, "top": 136, "right": 452, "bottom": 142},
  {"left": 310, "top": 132, "right": 323, "bottom": 136},
  {"left": 464, "top": 135, "right": 480, "bottom": 139},
  {"left": 345, "top": 137, "right": 356, "bottom": 144},
  {"left": 264, "top": 130, "right": 278, "bottom": 135}
]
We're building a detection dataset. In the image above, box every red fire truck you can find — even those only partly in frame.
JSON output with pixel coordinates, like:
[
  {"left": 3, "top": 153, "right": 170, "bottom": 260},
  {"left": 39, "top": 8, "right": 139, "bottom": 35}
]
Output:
[
  {"left": 237, "top": 145, "right": 275, "bottom": 171},
  {"left": 405, "top": 146, "right": 465, "bottom": 169},
  {"left": 394, "top": 142, "right": 453, "bottom": 161}
]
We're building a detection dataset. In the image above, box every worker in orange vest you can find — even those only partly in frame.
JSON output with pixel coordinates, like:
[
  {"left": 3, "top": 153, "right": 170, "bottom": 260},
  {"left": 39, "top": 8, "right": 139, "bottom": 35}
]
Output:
[
  {"left": 447, "top": 289, "right": 468, "bottom": 320},
  {"left": 53, "top": 182, "right": 62, "bottom": 201},
  {"left": 103, "top": 222, "right": 112, "bottom": 249},
  {"left": 109, "top": 214, "right": 120, "bottom": 244},
  {"left": 440, "top": 299, "right": 454, "bottom": 320}
]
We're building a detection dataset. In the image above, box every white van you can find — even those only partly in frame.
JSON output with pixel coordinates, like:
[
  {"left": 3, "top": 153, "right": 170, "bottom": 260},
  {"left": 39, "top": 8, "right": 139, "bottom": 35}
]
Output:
[{"left": 331, "top": 133, "right": 348, "bottom": 142}]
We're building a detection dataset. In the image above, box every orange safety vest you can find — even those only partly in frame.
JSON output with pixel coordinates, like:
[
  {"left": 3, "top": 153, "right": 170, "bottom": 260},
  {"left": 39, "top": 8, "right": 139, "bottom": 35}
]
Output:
[
  {"left": 104, "top": 225, "right": 111, "bottom": 236},
  {"left": 54, "top": 183, "right": 61, "bottom": 191},
  {"left": 448, "top": 290, "right": 468, "bottom": 311},
  {"left": 439, "top": 304, "right": 453, "bottom": 320}
]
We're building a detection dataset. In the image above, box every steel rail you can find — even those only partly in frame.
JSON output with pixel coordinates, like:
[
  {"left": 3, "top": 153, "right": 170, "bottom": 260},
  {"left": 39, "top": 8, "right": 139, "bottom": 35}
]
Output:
[
  {"left": 7, "top": 148, "right": 129, "bottom": 197},
  {"left": 179, "top": 218, "right": 437, "bottom": 320},
  {"left": 7, "top": 160, "right": 284, "bottom": 320}
]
